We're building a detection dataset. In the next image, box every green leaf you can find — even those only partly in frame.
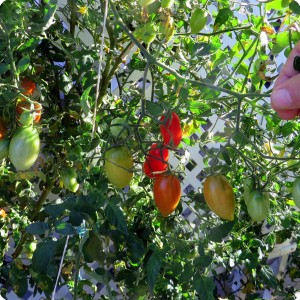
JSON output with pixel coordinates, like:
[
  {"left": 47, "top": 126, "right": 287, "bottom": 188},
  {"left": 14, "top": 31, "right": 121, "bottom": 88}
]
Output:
[
  {"left": 17, "top": 56, "right": 30, "bottom": 74},
  {"left": 208, "top": 221, "right": 235, "bottom": 243},
  {"left": 289, "top": 1, "right": 300, "bottom": 14},
  {"left": 147, "top": 252, "right": 162, "bottom": 295},
  {"left": 78, "top": 55, "right": 94, "bottom": 73},
  {"left": 272, "top": 32, "right": 290, "bottom": 54},
  {"left": 266, "top": 0, "right": 289, "bottom": 10},
  {"left": 44, "top": 203, "right": 66, "bottom": 217},
  {"left": 145, "top": 101, "right": 163, "bottom": 116},
  {"left": 10, "top": 264, "right": 28, "bottom": 297},
  {"left": 126, "top": 234, "right": 145, "bottom": 263},
  {"left": 32, "top": 240, "right": 57, "bottom": 273},
  {"left": 193, "top": 275, "right": 215, "bottom": 300},
  {"left": 192, "top": 43, "right": 213, "bottom": 57},
  {"left": 59, "top": 73, "right": 73, "bottom": 94},
  {"left": 213, "top": 7, "right": 233, "bottom": 32},
  {"left": 82, "top": 231, "right": 104, "bottom": 263},
  {"left": 55, "top": 221, "right": 76, "bottom": 235},
  {"left": 193, "top": 255, "right": 213, "bottom": 269},
  {"left": 25, "top": 222, "right": 49, "bottom": 235},
  {"left": 19, "top": 38, "right": 41, "bottom": 52},
  {"left": 80, "top": 85, "right": 93, "bottom": 115},
  {"left": 104, "top": 202, "right": 128, "bottom": 235},
  {"left": 0, "top": 63, "right": 10, "bottom": 75},
  {"left": 259, "top": 265, "right": 277, "bottom": 289},
  {"left": 69, "top": 211, "right": 84, "bottom": 226}
]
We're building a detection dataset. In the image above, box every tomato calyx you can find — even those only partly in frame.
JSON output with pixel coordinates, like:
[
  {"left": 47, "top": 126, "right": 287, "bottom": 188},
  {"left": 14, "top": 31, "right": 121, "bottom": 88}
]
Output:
[{"left": 16, "top": 99, "right": 42, "bottom": 126}]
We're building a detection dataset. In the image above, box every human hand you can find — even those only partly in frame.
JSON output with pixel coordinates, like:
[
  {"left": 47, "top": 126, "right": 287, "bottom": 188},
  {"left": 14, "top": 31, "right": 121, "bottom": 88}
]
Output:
[{"left": 271, "top": 41, "right": 300, "bottom": 120}]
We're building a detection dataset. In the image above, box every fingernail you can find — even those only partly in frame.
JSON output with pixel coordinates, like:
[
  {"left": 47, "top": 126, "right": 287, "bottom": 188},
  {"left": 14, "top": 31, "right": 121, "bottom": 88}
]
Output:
[{"left": 272, "top": 89, "right": 293, "bottom": 109}]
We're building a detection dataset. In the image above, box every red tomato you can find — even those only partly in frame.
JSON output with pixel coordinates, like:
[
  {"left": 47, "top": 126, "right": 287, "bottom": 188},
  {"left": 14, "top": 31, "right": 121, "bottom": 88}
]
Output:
[
  {"left": 16, "top": 99, "right": 42, "bottom": 125},
  {"left": 21, "top": 78, "right": 36, "bottom": 96},
  {"left": 160, "top": 112, "right": 182, "bottom": 147},
  {"left": 153, "top": 174, "right": 181, "bottom": 217},
  {"left": 143, "top": 143, "right": 169, "bottom": 178}
]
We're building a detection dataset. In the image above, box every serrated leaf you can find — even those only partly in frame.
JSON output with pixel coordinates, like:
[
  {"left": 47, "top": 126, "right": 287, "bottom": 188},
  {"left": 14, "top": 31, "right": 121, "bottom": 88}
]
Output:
[
  {"left": 55, "top": 221, "right": 76, "bottom": 235},
  {"left": 147, "top": 252, "right": 162, "bottom": 295},
  {"left": 25, "top": 222, "right": 49, "bottom": 235},
  {"left": 32, "top": 240, "right": 56, "bottom": 273},
  {"left": 104, "top": 202, "right": 128, "bottom": 235},
  {"left": 259, "top": 265, "right": 277, "bottom": 289},
  {"left": 193, "top": 275, "right": 215, "bottom": 300}
]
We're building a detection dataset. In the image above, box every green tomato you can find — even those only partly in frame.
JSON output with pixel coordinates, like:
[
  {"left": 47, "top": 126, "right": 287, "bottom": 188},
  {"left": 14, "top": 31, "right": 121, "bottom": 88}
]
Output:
[
  {"left": 110, "top": 117, "right": 130, "bottom": 139},
  {"left": 292, "top": 178, "right": 300, "bottom": 209},
  {"left": 0, "top": 139, "right": 9, "bottom": 160},
  {"left": 9, "top": 126, "right": 40, "bottom": 171},
  {"left": 190, "top": 8, "right": 208, "bottom": 34},
  {"left": 246, "top": 190, "right": 270, "bottom": 222},
  {"left": 61, "top": 167, "right": 79, "bottom": 193},
  {"left": 105, "top": 146, "right": 133, "bottom": 188},
  {"left": 161, "top": 0, "right": 174, "bottom": 8}
]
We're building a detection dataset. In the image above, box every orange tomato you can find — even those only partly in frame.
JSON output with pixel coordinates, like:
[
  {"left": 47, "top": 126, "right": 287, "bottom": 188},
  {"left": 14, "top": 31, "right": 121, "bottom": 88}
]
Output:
[
  {"left": 21, "top": 78, "right": 36, "bottom": 96},
  {"left": 153, "top": 174, "right": 181, "bottom": 217},
  {"left": 16, "top": 100, "right": 42, "bottom": 125},
  {"left": 203, "top": 175, "right": 235, "bottom": 221}
]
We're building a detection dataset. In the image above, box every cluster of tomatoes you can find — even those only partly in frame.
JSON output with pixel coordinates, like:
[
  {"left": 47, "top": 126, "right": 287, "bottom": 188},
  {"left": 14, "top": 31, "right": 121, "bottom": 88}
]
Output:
[
  {"left": 105, "top": 111, "right": 183, "bottom": 218},
  {"left": 0, "top": 78, "right": 42, "bottom": 171}
]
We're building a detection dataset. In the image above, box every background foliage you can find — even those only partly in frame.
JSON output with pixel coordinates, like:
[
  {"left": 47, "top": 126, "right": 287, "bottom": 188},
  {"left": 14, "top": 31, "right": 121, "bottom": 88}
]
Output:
[{"left": 0, "top": 0, "right": 300, "bottom": 299}]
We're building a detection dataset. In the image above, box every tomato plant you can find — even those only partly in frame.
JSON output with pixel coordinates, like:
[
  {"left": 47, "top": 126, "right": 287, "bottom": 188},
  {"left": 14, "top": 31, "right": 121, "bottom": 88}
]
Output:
[
  {"left": 292, "top": 178, "right": 300, "bottom": 209},
  {"left": 16, "top": 100, "right": 42, "bottom": 125},
  {"left": 143, "top": 143, "right": 168, "bottom": 178},
  {"left": 246, "top": 190, "right": 270, "bottom": 222},
  {"left": 9, "top": 126, "right": 40, "bottom": 171},
  {"left": 105, "top": 146, "right": 134, "bottom": 188},
  {"left": 61, "top": 167, "right": 79, "bottom": 193},
  {"left": 159, "top": 112, "right": 182, "bottom": 147},
  {"left": 203, "top": 174, "right": 235, "bottom": 221},
  {"left": 0, "top": 117, "right": 7, "bottom": 140},
  {"left": 153, "top": 174, "right": 181, "bottom": 217}
]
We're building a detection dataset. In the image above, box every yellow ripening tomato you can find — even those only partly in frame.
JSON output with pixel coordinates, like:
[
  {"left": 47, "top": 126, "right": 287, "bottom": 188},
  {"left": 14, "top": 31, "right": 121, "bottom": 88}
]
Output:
[{"left": 203, "top": 174, "right": 235, "bottom": 220}]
